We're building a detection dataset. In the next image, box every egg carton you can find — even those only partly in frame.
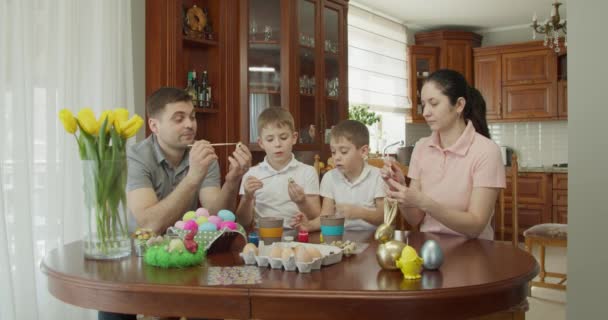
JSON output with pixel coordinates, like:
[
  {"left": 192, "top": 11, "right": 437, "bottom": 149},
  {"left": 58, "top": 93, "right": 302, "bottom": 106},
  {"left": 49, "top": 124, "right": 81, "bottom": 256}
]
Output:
[{"left": 239, "top": 242, "right": 343, "bottom": 273}]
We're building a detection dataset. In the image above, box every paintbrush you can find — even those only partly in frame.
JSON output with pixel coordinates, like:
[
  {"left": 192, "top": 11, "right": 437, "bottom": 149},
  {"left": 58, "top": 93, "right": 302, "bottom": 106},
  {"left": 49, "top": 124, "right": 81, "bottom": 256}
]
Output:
[{"left": 187, "top": 142, "right": 239, "bottom": 148}]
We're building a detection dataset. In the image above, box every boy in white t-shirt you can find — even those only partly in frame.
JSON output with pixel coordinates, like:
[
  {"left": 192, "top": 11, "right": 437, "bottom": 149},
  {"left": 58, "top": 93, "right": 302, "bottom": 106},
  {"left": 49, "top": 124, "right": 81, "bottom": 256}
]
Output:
[
  {"left": 236, "top": 107, "right": 321, "bottom": 229},
  {"left": 292, "top": 120, "right": 385, "bottom": 231}
]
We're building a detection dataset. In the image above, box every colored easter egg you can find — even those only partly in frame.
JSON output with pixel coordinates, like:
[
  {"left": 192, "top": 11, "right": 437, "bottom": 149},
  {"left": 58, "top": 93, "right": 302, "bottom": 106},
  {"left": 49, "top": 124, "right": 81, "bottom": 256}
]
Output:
[
  {"left": 199, "top": 222, "right": 218, "bottom": 232},
  {"left": 183, "top": 219, "right": 198, "bottom": 232},
  {"left": 420, "top": 240, "right": 444, "bottom": 270},
  {"left": 207, "top": 215, "right": 223, "bottom": 225},
  {"left": 174, "top": 220, "right": 186, "bottom": 229},
  {"left": 217, "top": 209, "right": 236, "bottom": 222},
  {"left": 220, "top": 221, "right": 237, "bottom": 230},
  {"left": 195, "top": 216, "right": 208, "bottom": 225},
  {"left": 195, "top": 207, "right": 210, "bottom": 217},
  {"left": 182, "top": 211, "right": 196, "bottom": 221}
]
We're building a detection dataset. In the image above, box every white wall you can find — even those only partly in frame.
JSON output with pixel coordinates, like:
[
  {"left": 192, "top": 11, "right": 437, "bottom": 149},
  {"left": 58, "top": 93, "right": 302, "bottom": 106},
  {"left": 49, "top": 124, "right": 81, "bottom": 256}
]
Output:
[
  {"left": 568, "top": 0, "right": 608, "bottom": 318},
  {"left": 479, "top": 26, "right": 531, "bottom": 47},
  {"left": 131, "top": 0, "right": 146, "bottom": 141}
]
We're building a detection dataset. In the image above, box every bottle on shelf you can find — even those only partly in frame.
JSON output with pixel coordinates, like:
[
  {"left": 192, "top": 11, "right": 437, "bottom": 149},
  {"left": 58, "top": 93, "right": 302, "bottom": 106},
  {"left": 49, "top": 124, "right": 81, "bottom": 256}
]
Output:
[
  {"left": 185, "top": 71, "right": 198, "bottom": 106},
  {"left": 199, "top": 70, "right": 212, "bottom": 108}
]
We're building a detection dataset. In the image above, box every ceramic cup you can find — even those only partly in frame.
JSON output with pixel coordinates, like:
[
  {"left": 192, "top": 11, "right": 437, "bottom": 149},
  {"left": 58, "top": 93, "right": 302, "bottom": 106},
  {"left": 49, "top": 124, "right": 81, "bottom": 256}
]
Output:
[
  {"left": 258, "top": 217, "right": 284, "bottom": 244},
  {"left": 320, "top": 216, "right": 345, "bottom": 243}
]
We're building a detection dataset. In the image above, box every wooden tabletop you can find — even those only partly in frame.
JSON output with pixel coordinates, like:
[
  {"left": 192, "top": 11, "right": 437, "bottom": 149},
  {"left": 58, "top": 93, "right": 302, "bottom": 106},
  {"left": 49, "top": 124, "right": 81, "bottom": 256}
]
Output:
[{"left": 41, "top": 231, "right": 538, "bottom": 320}]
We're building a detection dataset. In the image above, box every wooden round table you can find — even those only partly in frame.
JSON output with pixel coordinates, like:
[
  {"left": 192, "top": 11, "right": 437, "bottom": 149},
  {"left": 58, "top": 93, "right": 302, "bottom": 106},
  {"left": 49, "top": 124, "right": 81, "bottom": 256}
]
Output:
[{"left": 41, "top": 231, "right": 538, "bottom": 320}]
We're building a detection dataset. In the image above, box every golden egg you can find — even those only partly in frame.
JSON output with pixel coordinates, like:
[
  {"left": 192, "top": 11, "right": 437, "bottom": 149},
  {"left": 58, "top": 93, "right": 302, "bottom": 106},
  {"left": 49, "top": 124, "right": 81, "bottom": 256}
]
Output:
[
  {"left": 295, "top": 248, "right": 313, "bottom": 263},
  {"left": 307, "top": 247, "right": 322, "bottom": 259},
  {"left": 270, "top": 246, "right": 283, "bottom": 259},
  {"left": 242, "top": 243, "right": 258, "bottom": 255}
]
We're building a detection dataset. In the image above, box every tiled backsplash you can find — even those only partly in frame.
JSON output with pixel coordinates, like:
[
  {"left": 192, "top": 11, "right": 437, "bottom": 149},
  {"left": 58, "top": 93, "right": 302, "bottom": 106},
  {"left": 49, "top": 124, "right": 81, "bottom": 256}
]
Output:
[{"left": 405, "top": 121, "right": 568, "bottom": 167}]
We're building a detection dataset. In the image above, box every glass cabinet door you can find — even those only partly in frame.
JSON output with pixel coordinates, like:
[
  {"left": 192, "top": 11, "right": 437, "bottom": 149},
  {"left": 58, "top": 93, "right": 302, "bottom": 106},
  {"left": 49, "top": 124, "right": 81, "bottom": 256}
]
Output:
[
  {"left": 323, "top": 4, "right": 341, "bottom": 145},
  {"left": 296, "top": 0, "right": 318, "bottom": 145},
  {"left": 248, "top": 0, "right": 282, "bottom": 143},
  {"left": 409, "top": 46, "right": 438, "bottom": 122}
]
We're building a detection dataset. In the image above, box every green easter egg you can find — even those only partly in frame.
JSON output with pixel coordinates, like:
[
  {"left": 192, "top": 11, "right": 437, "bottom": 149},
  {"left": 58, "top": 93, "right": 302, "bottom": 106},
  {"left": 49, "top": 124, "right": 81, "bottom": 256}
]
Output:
[{"left": 182, "top": 211, "right": 196, "bottom": 221}]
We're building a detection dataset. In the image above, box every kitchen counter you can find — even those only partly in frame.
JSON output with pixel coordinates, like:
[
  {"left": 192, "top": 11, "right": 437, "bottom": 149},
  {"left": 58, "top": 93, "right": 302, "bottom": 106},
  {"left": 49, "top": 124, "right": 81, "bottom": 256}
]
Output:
[{"left": 512, "top": 166, "right": 568, "bottom": 173}]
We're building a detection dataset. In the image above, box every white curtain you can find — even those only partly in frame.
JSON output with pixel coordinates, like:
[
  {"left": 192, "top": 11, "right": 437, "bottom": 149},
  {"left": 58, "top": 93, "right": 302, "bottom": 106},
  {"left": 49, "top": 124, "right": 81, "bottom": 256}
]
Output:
[
  {"left": 0, "top": 1, "right": 134, "bottom": 319},
  {"left": 348, "top": 4, "right": 408, "bottom": 153}
]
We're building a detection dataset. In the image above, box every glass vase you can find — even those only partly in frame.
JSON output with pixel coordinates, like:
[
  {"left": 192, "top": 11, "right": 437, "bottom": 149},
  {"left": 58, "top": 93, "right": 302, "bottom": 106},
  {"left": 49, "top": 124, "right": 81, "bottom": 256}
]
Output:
[{"left": 81, "top": 159, "right": 131, "bottom": 259}]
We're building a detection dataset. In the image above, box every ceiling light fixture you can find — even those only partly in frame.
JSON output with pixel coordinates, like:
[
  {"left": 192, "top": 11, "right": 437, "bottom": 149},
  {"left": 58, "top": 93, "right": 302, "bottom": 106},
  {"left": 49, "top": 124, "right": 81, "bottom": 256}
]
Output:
[{"left": 531, "top": 0, "right": 567, "bottom": 52}]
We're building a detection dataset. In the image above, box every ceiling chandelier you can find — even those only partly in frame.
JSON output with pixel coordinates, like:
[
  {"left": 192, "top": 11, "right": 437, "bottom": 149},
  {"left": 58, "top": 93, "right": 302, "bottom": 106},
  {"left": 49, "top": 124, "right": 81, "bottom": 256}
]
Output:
[{"left": 531, "top": 1, "right": 567, "bottom": 53}]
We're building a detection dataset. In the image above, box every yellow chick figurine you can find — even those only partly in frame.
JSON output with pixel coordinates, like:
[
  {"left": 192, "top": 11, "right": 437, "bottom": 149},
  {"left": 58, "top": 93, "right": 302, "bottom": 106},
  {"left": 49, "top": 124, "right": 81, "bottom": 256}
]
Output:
[{"left": 396, "top": 245, "right": 423, "bottom": 280}]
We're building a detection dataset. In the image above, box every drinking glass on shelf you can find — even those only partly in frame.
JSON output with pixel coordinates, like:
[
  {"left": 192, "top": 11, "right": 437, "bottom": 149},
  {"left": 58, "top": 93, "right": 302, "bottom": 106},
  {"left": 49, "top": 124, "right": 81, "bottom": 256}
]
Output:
[
  {"left": 249, "top": 20, "right": 258, "bottom": 41},
  {"left": 264, "top": 25, "right": 273, "bottom": 41}
]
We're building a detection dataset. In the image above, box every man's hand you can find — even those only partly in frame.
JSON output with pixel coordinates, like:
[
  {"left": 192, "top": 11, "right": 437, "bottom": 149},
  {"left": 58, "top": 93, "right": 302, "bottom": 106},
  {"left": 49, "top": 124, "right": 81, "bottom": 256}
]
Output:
[
  {"left": 243, "top": 176, "right": 263, "bottom": 200},
  {"left": 287, "top": 179, "right": 306, "bottom": 204},
  {"left": 226, "top": 143, "right": 252, "bottom": 183},
  {"left": 187, "top": 140, "right": 217, "bottom": 183}
]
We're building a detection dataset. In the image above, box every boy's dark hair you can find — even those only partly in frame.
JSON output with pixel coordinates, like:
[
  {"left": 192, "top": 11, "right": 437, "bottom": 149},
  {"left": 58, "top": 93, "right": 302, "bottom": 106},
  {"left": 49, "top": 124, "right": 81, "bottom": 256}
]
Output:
[
  {"left": 330, "top": 120, "right": 369, "bottom": 148},
  {"left": 146, "top": 87, "right": 192, "bottom": 118},
  {"left": 257, "top": 107, "right": 295, "bottom": 134}
]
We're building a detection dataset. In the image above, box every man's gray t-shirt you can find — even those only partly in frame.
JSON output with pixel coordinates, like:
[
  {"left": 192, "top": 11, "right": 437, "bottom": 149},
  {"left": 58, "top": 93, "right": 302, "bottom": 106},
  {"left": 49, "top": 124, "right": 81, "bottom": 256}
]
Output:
[{"left": 126, "top": 135, "right": 220, "bottom": 229}]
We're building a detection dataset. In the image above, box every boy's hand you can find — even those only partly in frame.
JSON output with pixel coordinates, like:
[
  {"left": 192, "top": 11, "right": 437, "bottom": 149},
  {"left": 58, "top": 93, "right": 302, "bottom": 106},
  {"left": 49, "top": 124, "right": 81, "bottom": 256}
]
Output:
[
  {"left": 287, "top": 179, "right": 306, "bottom": 204},
  {"left": 336, "top": 203, "right": 358, "bottom": 219},
  {"left": 290, "top": 212, "right": 310, "bottom": 231},
  {"left": 243, "top": 176, "right": 263, "bottom": 200},
  {"left": 226, "top": 143, "right": 252, "bottom": 183}
]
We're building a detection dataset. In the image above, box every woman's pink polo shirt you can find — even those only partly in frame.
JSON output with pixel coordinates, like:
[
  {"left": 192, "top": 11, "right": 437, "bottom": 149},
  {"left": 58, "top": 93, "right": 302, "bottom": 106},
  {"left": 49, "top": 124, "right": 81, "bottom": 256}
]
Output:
[{"left": 408, "top": 121, "right": 506, "bottom": 240}]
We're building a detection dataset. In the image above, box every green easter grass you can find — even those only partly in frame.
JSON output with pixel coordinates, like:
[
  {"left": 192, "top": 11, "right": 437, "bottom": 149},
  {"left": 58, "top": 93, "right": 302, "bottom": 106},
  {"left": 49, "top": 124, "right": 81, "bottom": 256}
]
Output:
[{"left": 144, "top": 243, "right": 205, "bottom": 268}]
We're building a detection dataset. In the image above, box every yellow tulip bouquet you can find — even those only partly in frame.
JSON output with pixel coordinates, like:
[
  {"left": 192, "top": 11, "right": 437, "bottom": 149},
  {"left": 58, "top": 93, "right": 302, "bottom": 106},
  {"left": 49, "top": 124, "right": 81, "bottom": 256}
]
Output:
[{"left": 58, "top": 108, "right": 144, "bottom": 258}]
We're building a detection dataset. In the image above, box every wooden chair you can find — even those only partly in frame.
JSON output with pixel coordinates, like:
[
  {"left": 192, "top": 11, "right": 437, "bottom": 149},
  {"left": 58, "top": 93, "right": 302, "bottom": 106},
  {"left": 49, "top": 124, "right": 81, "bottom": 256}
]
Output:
[{"left": 497, "top": 153, "right": 519, "bottom": 247}]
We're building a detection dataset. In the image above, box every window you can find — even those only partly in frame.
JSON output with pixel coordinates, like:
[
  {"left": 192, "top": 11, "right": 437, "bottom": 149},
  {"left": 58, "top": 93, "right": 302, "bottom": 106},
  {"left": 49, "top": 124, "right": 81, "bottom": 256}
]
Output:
[{"left": 347, "top": 5, "right": 408, "bottom": 153}]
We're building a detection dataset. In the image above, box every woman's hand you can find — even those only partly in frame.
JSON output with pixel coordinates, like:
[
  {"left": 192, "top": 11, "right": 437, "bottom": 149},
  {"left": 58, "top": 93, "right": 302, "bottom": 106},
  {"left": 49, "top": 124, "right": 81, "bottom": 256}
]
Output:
[
  {"left": 380, "top": 157, "right": 405, "bottom": 190},
  {"left": 385, "top": 178, "right": 425, "bottom": 209}
]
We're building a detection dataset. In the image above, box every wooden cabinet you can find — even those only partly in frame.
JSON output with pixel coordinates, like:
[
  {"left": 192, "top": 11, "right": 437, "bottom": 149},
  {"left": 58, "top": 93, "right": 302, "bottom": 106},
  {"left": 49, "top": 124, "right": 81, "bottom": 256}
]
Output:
[
  {"left": 239, "top": 0, "right": 348, "bottom": 162},
  {"left": 502, "top": 83, "right": 556, "bottom": 119},
  {"left": 408, "top": 46, "right": 439, "bottom": 123},
  {"left": 146, "top": 0, "right": 238, "bottom": 176},
  {"left": 501, "top": 172, "right": 552, "bottom": 239},
  {"left": 407, "top": 30, "right": 481, "bottom": 124},
  {"left": 474, "top": 41, "right": 566, "bottom": 122},
  {"left": 552, "top": 173, "right": 568, "bottom": 223},
  {"left": 501, "top": 50, "right": 555, "bottom": 85},
  {"left": 414, "top": 31, "right": 482, "bottom": 85},
  {"left": 558, "top": 80, "right": 567, "bottom": 118},
  {"left": 497, "top": 170, "right": 568, "bottom": 239},
  {"left": 474, "top": 53, "right": 502, "bottom": 120}
]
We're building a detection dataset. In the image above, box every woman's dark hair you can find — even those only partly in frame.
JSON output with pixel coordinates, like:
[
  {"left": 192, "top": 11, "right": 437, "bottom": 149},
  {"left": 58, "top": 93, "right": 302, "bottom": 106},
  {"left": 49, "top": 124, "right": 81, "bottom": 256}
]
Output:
[{"left": 425, "top": 69, "right": 491, "bottom": 139}]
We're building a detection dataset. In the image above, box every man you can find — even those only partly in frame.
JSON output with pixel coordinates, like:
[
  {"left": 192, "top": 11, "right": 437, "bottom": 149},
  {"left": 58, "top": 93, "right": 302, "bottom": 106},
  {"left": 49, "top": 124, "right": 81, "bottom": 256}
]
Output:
[
  {"left": 127, "top": 86, "right": 251, "bottom": 234},
  {"left": 99, "top": 87, "right": 251, "bottom": 320}
]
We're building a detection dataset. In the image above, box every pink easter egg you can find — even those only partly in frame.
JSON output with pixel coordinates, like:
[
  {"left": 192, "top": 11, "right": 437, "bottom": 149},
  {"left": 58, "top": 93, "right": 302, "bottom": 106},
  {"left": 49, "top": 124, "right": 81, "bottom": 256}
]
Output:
[
  {"left": 220, "top": 221, "right": 237, "bottom": 230},
  {"left": 183, "top": 220, "right": 198, "bottom": 232},
  {"left": 174, "top": 220, "right": 186, "bottom": 229},
  {"left": 195, "top": 207, "right": 210, "bottom": 217},
  {"left": 207, "top": 215, "right": 222, "bottom": 226}
]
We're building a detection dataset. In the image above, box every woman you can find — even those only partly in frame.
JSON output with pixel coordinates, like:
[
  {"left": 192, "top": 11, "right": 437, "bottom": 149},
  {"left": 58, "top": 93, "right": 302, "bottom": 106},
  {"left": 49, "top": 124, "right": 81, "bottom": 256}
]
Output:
[{"left": 382, "top": 69, "right": 505, "bottom": 239}]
